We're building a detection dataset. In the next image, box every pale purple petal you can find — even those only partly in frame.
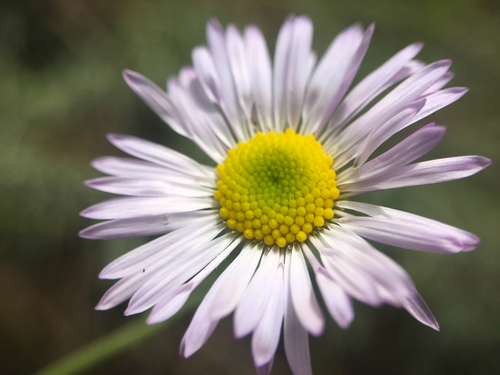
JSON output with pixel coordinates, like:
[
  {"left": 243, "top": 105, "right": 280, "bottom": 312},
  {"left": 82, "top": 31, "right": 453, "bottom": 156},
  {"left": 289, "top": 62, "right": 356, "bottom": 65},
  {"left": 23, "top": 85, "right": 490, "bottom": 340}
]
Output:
[
  {"left": 343, "top": 156, "right": 492, "bottom": 193},
  {"left": 206, "top": 18, "right": 251, "bottom": 141},
  {"left": 79, "top": 215, "right": 169, "bottom": 240},
  {"left": 251, "top": 260, "right": 285, "bottom": 367},
  {"left": 106, "top": 134, "right": 213, "bottom": 177},
  {"left": 337, "top": 124, "right": 446, "bottom": 185},
  {"left": 284, "top": 258, "right": 312, "bottom": 375},
  {"left": 315, "top": 268, "right": 354, "bottom": 328},
  {"left": 226, "top": 24, "right": 253, "bottom": 120},
  {"left": 98, "top": 216, "right": 221, "bottom": 279},
  {"left": 147, "top": 235, "right": 242, "bottom": 324},
  {"left": 80, "top": 196, "right": 214, "bottom": 220},
  {"left": 410, "top": 87, "right": 468, "bottom": 125},
  {"left": 122, "top": 70, "right": 188, "bottom": 137},
  {"left": 336, "top": 200, "right": 480, "bottom": 252},
  {"left": 180, "top": 300, "right": 219, "bottom": 358},
  {"left": 84, "top": 176, "right": 214, "bottom": 197},
  {"left": 244, "top": 25, "right": 273, "bottom": 132},
  {"left": 326, "top": 42, "right": 424, "bottom": 131},
  {"left": 91, "top": 156, "right": 215, "bottom": 187},
  {"left": 285, "top": 16, "right": 314, "bottom": 131},
  {"left": 289, "top": 243, "right": 324, "bottom": 336},
  {"left": 401, "top": 291, "right": 440, "bottom": 331},
  {"left": 209, "top": 242, "right": 264, "bottom": 320},
  {"left": 234, "top": 249, "right": 281, "bottom": 338},
  {"left": 273, "top": 16, "right": 293, "bottom": 132},
  {"left": 352, "top": 99, "right": 426, "bottom": 168},
  {"left": 332, "top": 60, "right": 452, "bottom": 161},
  {"left": 125, "top": 231, "right": 237, "bottom": 315}
]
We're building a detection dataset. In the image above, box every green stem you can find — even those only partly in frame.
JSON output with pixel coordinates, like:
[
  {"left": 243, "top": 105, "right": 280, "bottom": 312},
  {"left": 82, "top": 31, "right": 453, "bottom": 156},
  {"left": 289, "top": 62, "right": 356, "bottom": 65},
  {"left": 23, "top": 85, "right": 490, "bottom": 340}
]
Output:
[{"left": 34, "top": 301, "right": 196, "bottom": 375}]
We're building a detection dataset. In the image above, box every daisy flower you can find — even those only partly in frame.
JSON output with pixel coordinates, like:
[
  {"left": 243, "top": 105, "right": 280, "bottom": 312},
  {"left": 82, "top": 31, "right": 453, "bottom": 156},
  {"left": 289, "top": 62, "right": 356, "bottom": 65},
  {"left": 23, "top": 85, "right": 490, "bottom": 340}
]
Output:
[{"left": 80, "top": 16, "right": 491, "bottom": 375}]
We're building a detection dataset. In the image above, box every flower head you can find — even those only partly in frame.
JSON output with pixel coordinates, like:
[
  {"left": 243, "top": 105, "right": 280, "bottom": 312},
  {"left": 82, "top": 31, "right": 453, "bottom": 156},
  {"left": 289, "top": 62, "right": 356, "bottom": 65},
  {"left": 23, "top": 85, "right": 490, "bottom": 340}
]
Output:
[{"left": 80, "top": 16, "right": 491, "bottom": 375}]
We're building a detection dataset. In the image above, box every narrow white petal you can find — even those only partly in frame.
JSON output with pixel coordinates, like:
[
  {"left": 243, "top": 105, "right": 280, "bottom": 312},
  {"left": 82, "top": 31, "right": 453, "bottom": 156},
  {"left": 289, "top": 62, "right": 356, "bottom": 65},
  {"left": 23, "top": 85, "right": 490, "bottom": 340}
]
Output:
[
  {"left": 234, "top": 249, "right": 281, "bottom": 338},
  {"left": 303, "top": 24, "right": 374, "bottom": 135},
  {"left": 284, "top": 259, "right": 312, "bottom": 375},
  {"left": 273, "top": 16, "right": 293, "bottom": 132},
  {"left": 334, "top": 60, "right": 452, "bottom": 159},
  {"left": 84, "top": 176, "right": 214, "bottom": 197},
  {"left": 180, "top": 299, "right": 219, "bottom": 358},
  {"left": 343, "top": 156, "right": 492, "bottom": 193},
  {"left": 208, "top": 242, "right": 264, "bottom": 320},
  {"left": 125, "top": 231, "right": 237, "bottom": 315},
  {"left": 353, "top": 99, "right": 425, "bottom": 168},
  {"left": 336, "top": 201, "right": 481, "bottom": 252},
  {"left": 401, "top": 291, "right": 440, "bottom": 331},
  {"left": 206, "top": 18, "right": 250, "bottom": 141},
  {"left": 180, "top": 242, "right": 262, "bottom": 358},
  {"left": 80, "top": 196, "right": 214, "bottom": 220},
  {"left": 226, "top": 24, "right": 253, "bottom": 121},
  {"left": 79, "top": 215, "right": 169, "bottom": 240},
  {"left": 410, "top": 87, "right": 468, "bottom": 124},
  {"left": 244, "top": 25, "right": 273, "bottom": 132},
  {"left": 289, "top": 243, "right": 324, "bottom": 336},
  {"left": 98, "top": 216, "right": 221, "bottom": 279},
  {"left": 147, "top": 235, "right": 242, "bottom": 324},
  {"left": 315, "top": 267, "right": 354, "bottom": 328},
  {"left": 122, "top": 70, "right": 188, "bottom": 137},
  {"left": 251, "top": 260, "right": 285, "bottom": 367},
  {"left": 91, "top": 156, "right": 215, "bottom": 187},
  {"left": 338, "top": 124, "right": 446, "bottom": 185},
  {"left": 326, "top": 42, "right": 423, "bottom": 132},
  {"left": 106, "top": 134, "right": 213, "bottom": 177},
  {"left": 285, "top": 16, "right": 314, "bottom": 130}
]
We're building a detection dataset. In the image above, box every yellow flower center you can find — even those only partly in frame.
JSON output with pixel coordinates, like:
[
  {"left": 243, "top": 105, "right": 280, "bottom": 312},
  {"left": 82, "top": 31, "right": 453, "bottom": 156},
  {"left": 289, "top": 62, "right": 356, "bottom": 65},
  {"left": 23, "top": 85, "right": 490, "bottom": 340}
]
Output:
[{"left": 214, "top": 129, "right": 339, "bottom": 247}]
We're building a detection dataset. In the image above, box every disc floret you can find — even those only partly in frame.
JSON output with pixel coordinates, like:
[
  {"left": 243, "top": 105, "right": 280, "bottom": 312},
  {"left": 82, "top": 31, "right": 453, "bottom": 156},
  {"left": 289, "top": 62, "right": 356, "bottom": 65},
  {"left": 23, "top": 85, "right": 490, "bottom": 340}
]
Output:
[{"left": 214, "top": 129, "right": 339, "bottom": 247}]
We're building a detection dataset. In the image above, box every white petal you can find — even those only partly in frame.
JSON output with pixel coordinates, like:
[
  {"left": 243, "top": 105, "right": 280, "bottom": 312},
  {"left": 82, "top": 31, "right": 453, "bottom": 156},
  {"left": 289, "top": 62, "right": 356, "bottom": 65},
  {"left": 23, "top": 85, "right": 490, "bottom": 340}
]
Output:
[
  {"left": 251, "top": 260, "right": 285, "bottom": 367},
  {"left": 147, "top": 235, "right": 242, "bottom": 324},
  {"left": 303, "top": 24, "right": 374, "bottom": 135},
  {"left": 208, "top": 242, "right": 264, "bottom": 320},
  {"left": 125, "top": 231, "right": 236, "bottom": 315},
  {"left": 288, "top": 243, "right": 324, "bottom": 336},
  {"left": 338, "top": 124, "right": 446, "bottom": 185},
  {"left": 401, "top": 291, "right": 440, "bottom": 331},
  {"left": 336, "top": 201, "right": 480, "bottom": 252},
  {"left": 285, "top": 16, "right": 314, "bottom": 131},
  {"left": 284, "top": 260, "right": 312, "bottom": 375},
  {"left": 79, "top": 215, "right": 169, "bottom": 240},
  {"left": 234, "top": 249, "right": 281, "bottom": 338},
  {"left": 206, "top": 18, "right": 251, "bottom": 141},
  {"left": 244, "top": 25, "right": 273, "bottom": 132},
  {"left": 343, "top": 156, "right": 492, "bottom": 193},
  {"left": 255, "top": 360, "right": 274, "bottom": 375},
  {"left": 106, "top": 134, "right": 213, "bottom": 177},
  {"left": 226, "top": 24, "right": 253, "bottom": 121},
  {"left": 315, "top": 267, "right": 354, "bottom": 328},
  {"left": 98, "top": 216, "right": 221, "bottom": 279},
  {"left": 273, "top": 16, "right": 293, "bottom": 132},
  {"left": 84, "top": 176, "right": 214, "bottom": 197},
  {"left": 333, "top": 60, "right": 452, "bottom": 160},
  {"left": 80, "top": 196, "right": 214, "bottom": 220},
  {"left": 353, "top": 99, "right": 426, "bottom": 168},
  {"left": 327, "top": 42, "right": 423, "bottom": 132},
  {"left": 410, "top": 87, "right": 468, "bottom": 125},
  {"left": 122, "top": 70, "right": 188, "bottom": 137},
  {"left": 180, "top": 242, "right": 262, "bottom": 358},
  {"left": 91, "top": 156, "right": 215, "bottom": 187}
]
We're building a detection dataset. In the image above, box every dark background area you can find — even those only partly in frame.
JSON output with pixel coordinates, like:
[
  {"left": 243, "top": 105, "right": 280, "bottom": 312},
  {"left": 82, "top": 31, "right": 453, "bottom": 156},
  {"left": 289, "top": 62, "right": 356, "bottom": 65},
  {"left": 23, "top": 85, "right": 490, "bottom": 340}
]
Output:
[{"left": 0, "top": 0, "right": 499, "bottom": 374}]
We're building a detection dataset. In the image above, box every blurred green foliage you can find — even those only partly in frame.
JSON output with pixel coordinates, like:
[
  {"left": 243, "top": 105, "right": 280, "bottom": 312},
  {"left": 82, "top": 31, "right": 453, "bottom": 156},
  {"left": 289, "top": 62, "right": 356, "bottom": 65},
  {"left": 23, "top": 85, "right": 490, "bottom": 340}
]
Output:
[{"left": 0, "top": 0, "right": 499, "bottom": 374}]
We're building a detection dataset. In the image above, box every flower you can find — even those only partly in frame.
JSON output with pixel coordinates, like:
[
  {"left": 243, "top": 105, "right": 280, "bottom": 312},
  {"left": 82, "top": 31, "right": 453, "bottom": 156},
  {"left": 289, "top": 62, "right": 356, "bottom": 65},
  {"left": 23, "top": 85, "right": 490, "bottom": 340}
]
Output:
[{"left": 80, "top": 16, "right": 491, "bottom": 375}]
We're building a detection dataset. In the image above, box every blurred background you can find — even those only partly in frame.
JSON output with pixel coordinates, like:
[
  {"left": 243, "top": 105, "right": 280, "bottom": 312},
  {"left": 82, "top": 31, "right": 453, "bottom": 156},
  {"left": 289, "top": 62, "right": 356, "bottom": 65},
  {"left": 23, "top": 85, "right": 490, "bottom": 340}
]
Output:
[{"left": 1, "top": 0, "right": 499, "bottom": 374}]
